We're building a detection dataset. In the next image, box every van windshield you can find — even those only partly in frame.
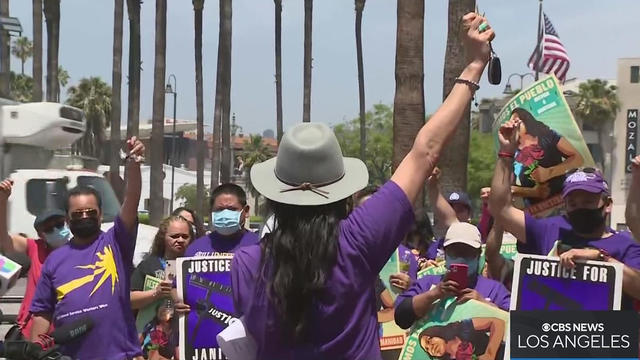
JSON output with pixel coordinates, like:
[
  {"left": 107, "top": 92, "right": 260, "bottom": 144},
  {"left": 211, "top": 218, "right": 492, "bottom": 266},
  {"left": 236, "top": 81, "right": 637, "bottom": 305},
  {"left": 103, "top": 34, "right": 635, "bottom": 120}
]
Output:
[{"left": 26, "top": 176, "right": 121, "bottom": 222}]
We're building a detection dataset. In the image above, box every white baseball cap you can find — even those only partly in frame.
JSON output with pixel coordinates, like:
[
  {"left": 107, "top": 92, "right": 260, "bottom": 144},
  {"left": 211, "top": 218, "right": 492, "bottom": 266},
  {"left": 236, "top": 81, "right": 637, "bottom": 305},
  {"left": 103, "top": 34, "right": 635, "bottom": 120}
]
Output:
[{"left": 443, "top": 222, "right": 481, "bottom": 249}]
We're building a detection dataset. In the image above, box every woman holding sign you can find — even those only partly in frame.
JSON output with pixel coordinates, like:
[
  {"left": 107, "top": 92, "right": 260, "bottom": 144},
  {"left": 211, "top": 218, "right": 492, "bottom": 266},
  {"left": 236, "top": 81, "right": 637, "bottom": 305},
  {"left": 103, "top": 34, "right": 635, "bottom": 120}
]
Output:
[{"left": 230, "top": 13, "right": 496, "bottom": 360}]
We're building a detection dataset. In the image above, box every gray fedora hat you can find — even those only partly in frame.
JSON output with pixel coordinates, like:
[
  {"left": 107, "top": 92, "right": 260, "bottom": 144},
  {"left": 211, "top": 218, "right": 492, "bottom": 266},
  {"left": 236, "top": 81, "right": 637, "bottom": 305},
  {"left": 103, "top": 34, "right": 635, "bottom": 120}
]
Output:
[{"left": 250, "top": 123, "right": 369, "bottom": 206}]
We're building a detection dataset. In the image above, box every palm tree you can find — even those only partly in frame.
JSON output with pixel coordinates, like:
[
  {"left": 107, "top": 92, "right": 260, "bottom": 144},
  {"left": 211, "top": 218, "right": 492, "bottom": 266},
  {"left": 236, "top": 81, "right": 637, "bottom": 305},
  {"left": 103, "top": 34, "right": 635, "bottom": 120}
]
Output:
[
  {"left": 126, "top": 0, "right": 141, "bottom": 138},
  {"left": 302, "top": 0, "right": 312, "bottom": 123},
  {"left": 11, "top": 37, "right": 33, "bottom": 75},
  {"left": 274, "top": 0, "right": 283, "bottom": 142},
  {"left": 212, "top": 0, "right": 232, "bottom": 186},
  {"left": 438, "top": 0, "right": 475, "bottom": 195},
  {"left": 355, "top": 0, "right": 366, "bottom": 160},
  {"left": 10, "top": 71, "right": 34, "bottom": 102},
  {"left": 393, "top": 0, "right": 425, "bottom": 209},
  {"left": 149, "top": 0, "right": 167, "bottom": 226},
  {"left": 66, "top": 77, "right": 112, "bottom": 157},
  {"left": 43, "top": 0, "right": 60, "bottom": 102},
  {"left": 242, "top": 135, "right": 272, "bottom": 214},
  {"left": 32, "top": 0, "right": 43, "bottom": 101},
  {"left": 575, "top": 79, "right": 619, "bottom": 171},
  {"left": 57, "top": 65, "right": 69, "bottom": 101},
  {"left": 193, "top": 0, "right": 205, "bottom": 215},
  {"left": 110, "top": 0, "right": 124, "bottom": 184}
]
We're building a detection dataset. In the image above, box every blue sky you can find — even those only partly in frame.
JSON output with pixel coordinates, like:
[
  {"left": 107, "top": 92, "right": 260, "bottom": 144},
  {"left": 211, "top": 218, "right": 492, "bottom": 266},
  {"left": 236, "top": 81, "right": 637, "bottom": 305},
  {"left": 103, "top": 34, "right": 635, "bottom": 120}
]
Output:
[{"left": 8, "top": 0, "right": 640, "bottom": 135}]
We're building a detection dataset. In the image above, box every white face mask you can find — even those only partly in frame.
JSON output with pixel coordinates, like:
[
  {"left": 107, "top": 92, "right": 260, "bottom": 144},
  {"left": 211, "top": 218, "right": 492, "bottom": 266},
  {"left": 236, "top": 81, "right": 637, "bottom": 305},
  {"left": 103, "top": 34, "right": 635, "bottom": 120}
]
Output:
[{"left": 44, "top": 224, "right": 72, "bottom": 247}]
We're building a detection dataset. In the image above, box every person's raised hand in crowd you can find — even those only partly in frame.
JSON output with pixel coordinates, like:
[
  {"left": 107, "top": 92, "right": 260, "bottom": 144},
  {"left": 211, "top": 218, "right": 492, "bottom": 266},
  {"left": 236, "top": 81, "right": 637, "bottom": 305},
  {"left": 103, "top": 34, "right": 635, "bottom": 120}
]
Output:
[
  {"left": 559, "top": 248, "right": 601, "bottom": 268},
  {"left": 0, "top": 178, "right": 13, "bottom": 200},
  {"left": 498, "top": 117, "right": 520, "bottom": 155},
  {"left": 434, "top": 279, "right": 460, "bottom": 299},
  {"left": 389, "top": 273, "right": 412, "bottom": 292},
  {"left": 461, "top": 12, "right": 495, "bottom": 66}
]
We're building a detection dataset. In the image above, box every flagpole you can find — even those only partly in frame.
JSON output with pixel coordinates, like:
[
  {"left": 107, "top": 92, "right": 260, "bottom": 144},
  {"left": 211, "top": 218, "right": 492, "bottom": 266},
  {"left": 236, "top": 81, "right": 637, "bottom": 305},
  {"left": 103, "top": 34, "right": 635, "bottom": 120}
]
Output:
[{"left": 535, "top": 0, "right": 543, "bottom": 80}]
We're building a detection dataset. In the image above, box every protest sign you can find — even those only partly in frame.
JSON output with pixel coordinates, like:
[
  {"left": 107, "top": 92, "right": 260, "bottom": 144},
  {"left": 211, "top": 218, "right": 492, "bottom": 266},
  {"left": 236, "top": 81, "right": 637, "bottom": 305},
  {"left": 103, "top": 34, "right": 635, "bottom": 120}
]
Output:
[
  {"left": 399, "top": 297, "right": 509, "bottom": 360},
  {"left": 493, "top": 75, "right": 595, "bottom": 216},
  {"left": 510, "top": 253, "right": 623, "bottom": 311},
  {"left": 378, "top": 250, "right": 408, "bottom": 350},
  {"left": 135, "top": 275, "right": 162, "bottom": 333},
  {"left": 178, "top": 255, "right": 235, "bottom": 360}
]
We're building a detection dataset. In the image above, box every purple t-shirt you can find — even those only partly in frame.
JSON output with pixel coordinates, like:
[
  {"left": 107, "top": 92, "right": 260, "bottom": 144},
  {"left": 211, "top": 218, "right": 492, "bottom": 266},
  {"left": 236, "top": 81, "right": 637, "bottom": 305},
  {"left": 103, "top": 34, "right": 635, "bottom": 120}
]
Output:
[
  {"left": 523, "top": 213, "right": 640, "bottom": 269},
  {"left": 426, "top": 238, "right": 445, "bottom": 260},
  {"left": 30, "top": 216, "right": 141, "bottom": 360},
  {"left": 396, "top": 274, "right": 511, "bottom": 311},
  {"left": 185, "top": 230, "right": 260, "bottom": 257},
  {"left": 523, "top": 213, "right": 640, "bottom": 309},
  {"left": 231, "top": 181, "right": 414, "bottom": 360}
]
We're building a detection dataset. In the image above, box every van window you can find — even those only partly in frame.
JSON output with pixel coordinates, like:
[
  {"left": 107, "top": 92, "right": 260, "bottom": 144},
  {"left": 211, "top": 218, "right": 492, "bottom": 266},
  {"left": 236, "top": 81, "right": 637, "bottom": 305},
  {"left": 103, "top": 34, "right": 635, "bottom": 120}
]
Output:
[
  {"left": 77, "top": 176, "right": 121, "bottom": 222},
  {"left": 26, "top": 179, "right": 68, "bottom": 216}
]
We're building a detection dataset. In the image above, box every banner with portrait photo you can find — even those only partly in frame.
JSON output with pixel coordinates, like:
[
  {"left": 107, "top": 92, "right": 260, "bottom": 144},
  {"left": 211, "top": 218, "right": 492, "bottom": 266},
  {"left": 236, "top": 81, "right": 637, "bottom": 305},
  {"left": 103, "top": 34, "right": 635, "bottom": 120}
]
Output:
[
  {"left": 510, "top": 253, "right": 623, "bottom": 311},
  {"left": 178, "top": 255, "right": 235, "bottom": 360},
  {"left": 398, "top": 297, "right": 510, "bottom": 360},
  {"left": 492, "top": 75, "right": 595, "bottom": 216}
]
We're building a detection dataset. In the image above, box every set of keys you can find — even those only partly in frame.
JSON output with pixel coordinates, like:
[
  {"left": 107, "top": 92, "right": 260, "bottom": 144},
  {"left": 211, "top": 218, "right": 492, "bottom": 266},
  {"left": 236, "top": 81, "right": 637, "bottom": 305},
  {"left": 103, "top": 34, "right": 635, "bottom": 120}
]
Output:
[{"left": 476, "top": 6, "right": 501, "bottom": 85}]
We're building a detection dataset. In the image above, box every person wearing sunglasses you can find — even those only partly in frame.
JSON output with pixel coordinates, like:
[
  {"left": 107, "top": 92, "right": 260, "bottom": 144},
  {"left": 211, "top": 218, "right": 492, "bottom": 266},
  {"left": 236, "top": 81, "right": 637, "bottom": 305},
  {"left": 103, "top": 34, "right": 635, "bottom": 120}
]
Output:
[
  {"left": 30, "top": 137, "right": 147, "bottom": 360},
  {"left": 491, "top": 118, "right": 640, "bottom": 309},
  {"left": 0, "top": 179, "right": 71, "bottom": 340},
  {"left": 130, "top": 215, "right": 193, "bottom": 358}
]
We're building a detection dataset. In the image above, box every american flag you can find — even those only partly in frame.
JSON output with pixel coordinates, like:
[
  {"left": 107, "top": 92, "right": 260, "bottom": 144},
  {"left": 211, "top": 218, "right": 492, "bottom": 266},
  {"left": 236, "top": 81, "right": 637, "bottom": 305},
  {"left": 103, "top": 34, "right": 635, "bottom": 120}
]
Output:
[{"left": 528, "top": 13, "right": 570, "bottom": 82}]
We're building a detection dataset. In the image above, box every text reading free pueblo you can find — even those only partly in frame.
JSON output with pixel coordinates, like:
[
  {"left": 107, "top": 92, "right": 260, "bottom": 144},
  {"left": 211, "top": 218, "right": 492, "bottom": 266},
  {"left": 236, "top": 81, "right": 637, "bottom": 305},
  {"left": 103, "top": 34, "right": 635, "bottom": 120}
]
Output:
[
  {"left": 187, "top": 259, "right": 231, "bottom": 273},
  {"left": 524, "top": 258, "right": 609, "bottom": 282}
]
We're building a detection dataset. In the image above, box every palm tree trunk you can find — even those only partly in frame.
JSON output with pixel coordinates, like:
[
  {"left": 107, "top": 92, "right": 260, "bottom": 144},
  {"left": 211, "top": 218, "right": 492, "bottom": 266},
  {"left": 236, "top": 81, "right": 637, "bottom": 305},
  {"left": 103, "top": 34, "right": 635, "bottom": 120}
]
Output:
[
  {"left": 438, "top": 0, "right": 475, "bottom": 195},
  {"left": 44, "top": 0, "right": 60, "bottom": 102},
  {"left": 126, "top": 0, "right": 141, "bottom": 139},
  {"left": 302, "top": 0, "right": 312, "bottom": 123},
  {"left": 274, "top": 0, "right": 283, "bottom": 143},
  {"left": 355, "top": 0, "right": 366, "bottom": 160},
  {"left": 0, "top": 0, "right": 9, "bottom": 99},
  {"left": 110, "top": 0, "right": 124, "bottom": 192},
  {"left": 393, "top": 0, "right": 425, "bottom": 208},
  {"left": 150, "top": 0, "right": 167, "bottom": 226},
  {"left": 194, "top": 0, "right": 205, "bottom": 215},
  {"left": 32, "top": 0, "right": 43, "bottom": 101},
  {"left": 220, "top": 0, "right": 232, "bottom": 184}
]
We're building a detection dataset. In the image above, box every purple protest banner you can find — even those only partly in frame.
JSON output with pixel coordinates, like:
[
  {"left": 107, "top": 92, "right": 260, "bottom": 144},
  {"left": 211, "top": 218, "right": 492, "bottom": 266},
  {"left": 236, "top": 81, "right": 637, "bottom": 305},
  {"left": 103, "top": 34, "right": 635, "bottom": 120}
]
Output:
[
  {"left": 510, "top": 254, "right": 623, "bottom": 311},
  {"left": 178, "top": 255, "right": 235, "bottom": 360}
]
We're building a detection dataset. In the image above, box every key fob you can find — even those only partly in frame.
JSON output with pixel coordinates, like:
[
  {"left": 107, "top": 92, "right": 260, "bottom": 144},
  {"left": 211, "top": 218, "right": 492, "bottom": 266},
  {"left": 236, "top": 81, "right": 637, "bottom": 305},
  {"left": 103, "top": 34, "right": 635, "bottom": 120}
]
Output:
[{"left": 488, "top": 55, "right": 502, "bottom": 85}]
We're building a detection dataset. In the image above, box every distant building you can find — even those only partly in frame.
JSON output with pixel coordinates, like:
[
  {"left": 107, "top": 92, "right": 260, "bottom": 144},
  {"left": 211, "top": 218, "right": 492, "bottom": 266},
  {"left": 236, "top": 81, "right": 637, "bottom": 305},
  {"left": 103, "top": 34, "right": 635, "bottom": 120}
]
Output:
[{"left": 610, "top": 58, "right": 640, "bottom": 229}]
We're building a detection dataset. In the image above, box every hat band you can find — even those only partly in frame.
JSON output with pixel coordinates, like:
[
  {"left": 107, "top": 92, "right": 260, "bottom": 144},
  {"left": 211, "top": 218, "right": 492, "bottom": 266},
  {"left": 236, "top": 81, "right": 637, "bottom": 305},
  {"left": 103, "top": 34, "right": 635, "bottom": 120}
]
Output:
[{"left": 275, "top": 171, "right": 345, "bottom": 199}]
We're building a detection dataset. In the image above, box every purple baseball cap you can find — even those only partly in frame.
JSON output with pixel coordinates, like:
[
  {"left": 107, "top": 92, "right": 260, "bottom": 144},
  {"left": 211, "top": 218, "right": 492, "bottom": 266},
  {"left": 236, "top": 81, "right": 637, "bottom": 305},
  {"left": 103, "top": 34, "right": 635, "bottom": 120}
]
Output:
[{"left": 562, "top": 169, "right": 609, "bottom": 198}]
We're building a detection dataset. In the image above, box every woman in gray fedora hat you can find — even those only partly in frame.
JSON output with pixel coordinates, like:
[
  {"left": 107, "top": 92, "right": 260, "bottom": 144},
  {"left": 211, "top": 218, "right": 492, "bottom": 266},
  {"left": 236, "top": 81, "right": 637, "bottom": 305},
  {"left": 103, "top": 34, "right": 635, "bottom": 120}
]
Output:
[{"left": 230, "top": 12, "right": 495, "bottom": 360}]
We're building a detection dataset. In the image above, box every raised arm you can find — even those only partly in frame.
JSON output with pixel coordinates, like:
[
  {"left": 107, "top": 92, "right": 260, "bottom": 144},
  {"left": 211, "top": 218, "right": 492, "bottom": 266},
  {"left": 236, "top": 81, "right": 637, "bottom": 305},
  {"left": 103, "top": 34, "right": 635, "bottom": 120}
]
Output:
[
  {"left": 489, "top": 120, "right": 526, "bottom": 243},
  {"left": 625, "top": 155, "right": 640, "bottom": 239},
  {"left": 426, "top": 168, "right": 458, "bottom": 228},
  {"left": 391, "top": 13, "right": 494, "bottom": 204},
  {"left": 120, "top": 137, "right": 145, "bottom": 233},
  {"left": 484, "top": 221, "right": 506, "bottom": 281},
  {"left": 0, "top": 179, "right": 27, "bottom": 254}
]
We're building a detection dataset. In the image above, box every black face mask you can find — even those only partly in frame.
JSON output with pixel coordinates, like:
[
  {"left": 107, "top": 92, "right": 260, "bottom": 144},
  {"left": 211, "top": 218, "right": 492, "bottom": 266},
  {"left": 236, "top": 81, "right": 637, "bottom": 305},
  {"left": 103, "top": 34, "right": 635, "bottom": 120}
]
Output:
[
  {"left": 567, "top": 206, "right": 606, "bottom": 235},
  {"left": 70, "top": 217, "right": 101, "bottom": 238}
]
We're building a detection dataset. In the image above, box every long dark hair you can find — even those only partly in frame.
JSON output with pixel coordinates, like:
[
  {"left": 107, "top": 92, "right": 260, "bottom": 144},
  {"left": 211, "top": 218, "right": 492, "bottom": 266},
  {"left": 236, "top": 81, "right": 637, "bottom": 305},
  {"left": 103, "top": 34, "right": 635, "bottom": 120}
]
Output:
[
  {"left": 512, "top": 107, "right": 554, "bottom": 141},
  {"left": 261, "top": 199, "right": 347, "bottom": 341},
  {"left": 172, "top": 207, "right": 206, "bottom": 238},
  {"left": 150, "top": 215, "right": 194, "bottom": 258}
]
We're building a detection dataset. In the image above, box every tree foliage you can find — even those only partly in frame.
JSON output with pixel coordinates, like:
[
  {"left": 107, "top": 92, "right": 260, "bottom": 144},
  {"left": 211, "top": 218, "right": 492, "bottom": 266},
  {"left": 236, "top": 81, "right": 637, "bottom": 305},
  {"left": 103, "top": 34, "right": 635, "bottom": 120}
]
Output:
[
  {"left": 176, "top": 183, "right": 211, "bottom": 211},
  {"left": 575, "top": 79, "right": 619, "bottom": 130},
  {"left": 9, "top": 72, "right": 34, "bottom": 102},
  {"left": 241, "top": 135, "right": 273, "bottom": 214},
  {"left": 334, "top": 103, "right": 393, "bottom": 186},
  {"left": 467, "top": 130, "right": 495, "bottom": 211},
  {"left": 11, "top": 37, "right": 33, "bottom": 75},
  {"left": 66, "top": 77, "right": 112, "bottom": 157}
]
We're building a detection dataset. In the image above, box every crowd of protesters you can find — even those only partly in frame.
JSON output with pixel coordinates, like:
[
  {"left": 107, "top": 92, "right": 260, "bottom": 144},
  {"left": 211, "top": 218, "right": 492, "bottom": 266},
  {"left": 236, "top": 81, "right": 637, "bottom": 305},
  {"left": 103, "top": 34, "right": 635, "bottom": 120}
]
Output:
[{"left": 0, "top": 12, "right": 638, "bottom": 360}]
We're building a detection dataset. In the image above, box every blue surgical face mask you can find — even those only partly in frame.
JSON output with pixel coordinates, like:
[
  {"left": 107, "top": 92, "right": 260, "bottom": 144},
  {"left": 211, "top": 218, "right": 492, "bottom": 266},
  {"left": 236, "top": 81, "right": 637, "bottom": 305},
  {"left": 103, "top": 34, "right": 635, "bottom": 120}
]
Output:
[
  {"left": 44, "top": 224, "right": 72, "bottom": 248},
  {"left": 212, "top": 209, "right": 243, "bottom": 236},
  {"left": 445, "top": 254, "right": 479, "bottom": 279}
]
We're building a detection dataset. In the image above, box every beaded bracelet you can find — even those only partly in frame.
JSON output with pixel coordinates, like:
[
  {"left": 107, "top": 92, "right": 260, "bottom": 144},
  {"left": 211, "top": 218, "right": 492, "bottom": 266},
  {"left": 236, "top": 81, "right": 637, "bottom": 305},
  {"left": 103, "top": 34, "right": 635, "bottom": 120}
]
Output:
[{"left": 455, "top": 77, "right": 480, "bottom": 107}]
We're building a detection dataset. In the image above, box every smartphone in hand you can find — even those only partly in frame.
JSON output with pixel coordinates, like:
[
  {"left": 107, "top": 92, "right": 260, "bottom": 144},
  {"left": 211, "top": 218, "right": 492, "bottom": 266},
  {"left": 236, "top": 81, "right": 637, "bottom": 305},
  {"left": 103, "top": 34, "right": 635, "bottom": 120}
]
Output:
[{"left": 446, "top": 263, "right": 468, "bottom": 290}]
